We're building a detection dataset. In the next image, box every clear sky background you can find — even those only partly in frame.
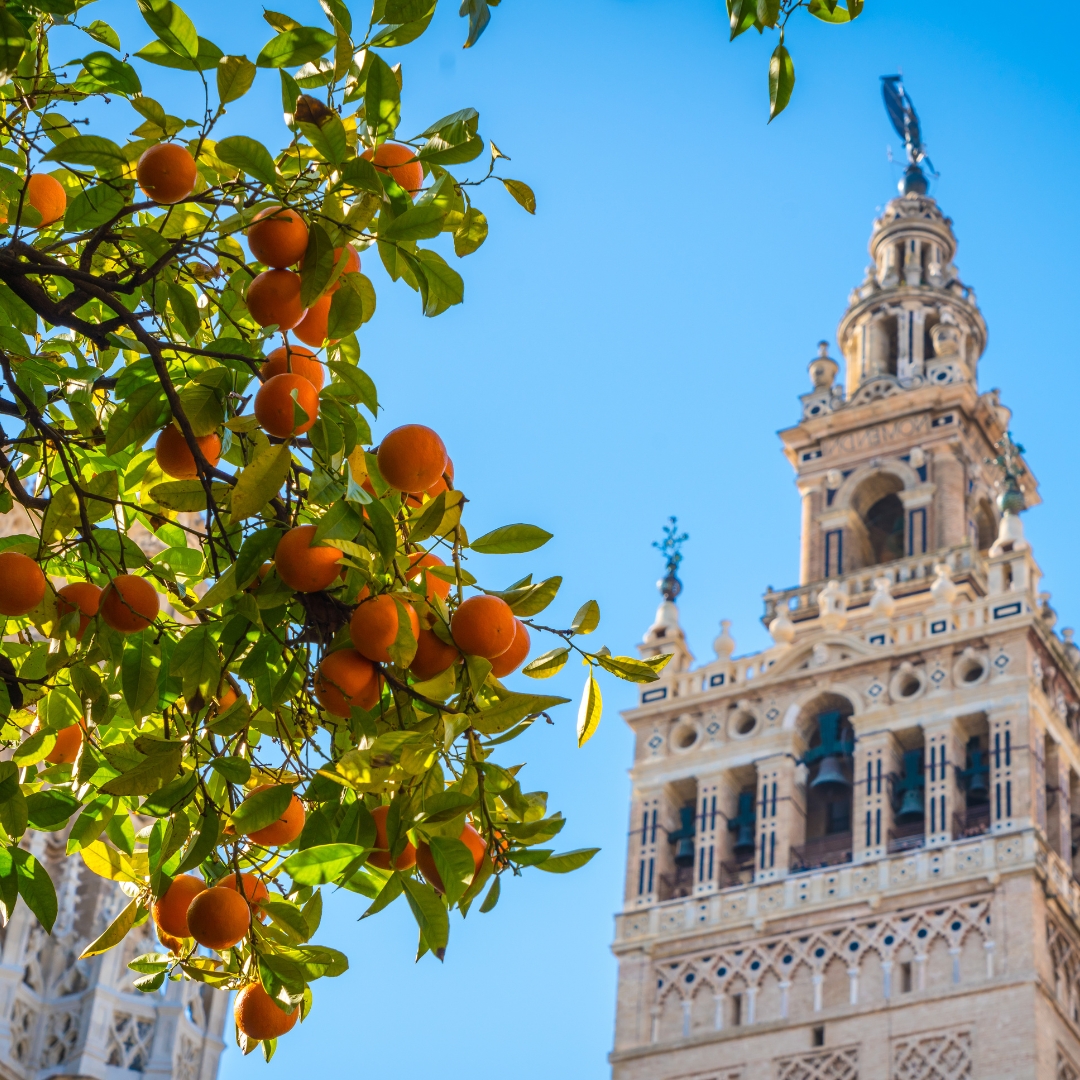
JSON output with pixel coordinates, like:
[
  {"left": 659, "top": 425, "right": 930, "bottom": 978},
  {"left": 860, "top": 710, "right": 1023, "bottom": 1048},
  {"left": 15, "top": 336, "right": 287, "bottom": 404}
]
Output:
[{"left": 67, "top": 1, "right": 1080, "bottom": 1075}]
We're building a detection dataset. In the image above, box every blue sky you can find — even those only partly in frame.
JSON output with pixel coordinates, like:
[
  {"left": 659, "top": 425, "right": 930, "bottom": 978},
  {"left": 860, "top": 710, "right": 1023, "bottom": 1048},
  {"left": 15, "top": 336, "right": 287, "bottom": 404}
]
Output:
[{"left": 66, "top": 1, "right": 1080, "bottom": 1076}]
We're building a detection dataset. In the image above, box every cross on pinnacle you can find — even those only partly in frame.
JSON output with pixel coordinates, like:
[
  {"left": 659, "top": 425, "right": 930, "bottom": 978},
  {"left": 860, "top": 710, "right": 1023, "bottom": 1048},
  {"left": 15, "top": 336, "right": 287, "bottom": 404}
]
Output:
[{"left": 653, "top": 517, "right": 688, "bottom": 601}]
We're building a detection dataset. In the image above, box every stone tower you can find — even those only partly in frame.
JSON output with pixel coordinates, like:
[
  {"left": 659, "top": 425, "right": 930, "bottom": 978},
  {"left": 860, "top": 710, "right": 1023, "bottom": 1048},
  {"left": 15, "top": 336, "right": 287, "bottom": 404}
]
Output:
[
  {"left": 610, "top": 168, "right": 1080, "bottom": 1076},
  {"left": 0, "top": 504, "right": 227, "bottom": 1080}
]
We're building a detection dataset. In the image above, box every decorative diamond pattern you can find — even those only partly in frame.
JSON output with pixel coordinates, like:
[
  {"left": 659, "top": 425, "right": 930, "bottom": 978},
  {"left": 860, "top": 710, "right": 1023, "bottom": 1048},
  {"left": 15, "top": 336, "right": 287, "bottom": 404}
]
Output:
[
  {"left": 776, "top": 1046, "right": 858, "bottom": 1080},
  {"left": 892, "top": 1029, "right": 972, "bottom": 1079}
]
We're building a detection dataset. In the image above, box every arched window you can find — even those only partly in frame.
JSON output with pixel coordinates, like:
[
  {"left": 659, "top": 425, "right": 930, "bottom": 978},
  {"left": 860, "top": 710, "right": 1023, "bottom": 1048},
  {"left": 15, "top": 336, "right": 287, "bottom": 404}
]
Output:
[
  {"left": 973, "top": 498, "right": 996, "bottom": 552},
  {"left": 794, "top": 695, "right": 855, "bottom": 871},
  {"left": 850, "top": 473, "right": 906, "bottom": 569}
]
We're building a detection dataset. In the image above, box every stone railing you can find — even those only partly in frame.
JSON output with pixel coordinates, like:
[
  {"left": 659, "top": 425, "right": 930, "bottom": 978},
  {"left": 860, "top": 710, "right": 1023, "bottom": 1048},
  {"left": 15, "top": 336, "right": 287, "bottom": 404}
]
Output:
[
  {"left": 614, "top": 828, "right": 1036, "bottom": 946},
  {"left": 762, "top": 543, "right": 983, "bottom": 626}
]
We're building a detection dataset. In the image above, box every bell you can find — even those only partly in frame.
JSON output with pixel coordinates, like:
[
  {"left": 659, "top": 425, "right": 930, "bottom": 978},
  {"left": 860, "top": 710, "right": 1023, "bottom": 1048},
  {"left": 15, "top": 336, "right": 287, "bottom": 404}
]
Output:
[
  {"left": 673, "top": 837, "right": 695, "bottom": 867},
  {"left": 671, "top": 805, "right": 696, "bottom": 868},
  {"left": 732, "top": 821, "right": 755, "bottom": 856},
  {"left": 895, "top": 787, "right": 925, "bottom": 824},
  {"left": 729, "top": 791, "right": 757, "bottom": 857},
  {"left": 811, "top": 754, "right": 851, "bottom": 793},
  {"left": 966, "top": 766, "right": 990, "bottom": 804}
]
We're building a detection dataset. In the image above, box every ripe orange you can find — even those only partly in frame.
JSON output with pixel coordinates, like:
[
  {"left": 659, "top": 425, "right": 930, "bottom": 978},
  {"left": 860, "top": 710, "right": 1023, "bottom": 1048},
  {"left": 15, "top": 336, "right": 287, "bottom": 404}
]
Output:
[
  {"left": 158, "top": 929, "right": 185, "bottom": 954},
  {"left": 292, "top": 294, "right": 333, "bottom": 348},
  {"left": 410, "top": 628, "right": 459, "bottom": 682},
  {"left": 254, "top": 372, "right": 319, "bottom": 438},
  {"left": 46, "top": 723, "right": 83, "bottom": 764},
  {"left": 136, "top": 143, "right": 197, "bottom": 204},
  {"left": 218, "top": 871, "right": 270, "bottom": 919},
  {"left": 241, "top": 784, "right": 306, "bottom": 846},
  {"left": 261, "top": 345, "right": 324, "bottom": 390},
  {"left": 376, "top": 425, "right": 447, "bottom": 493},
  {"left": 369, "top": 804, "right": 416, "bottom": 870},
  {"left": 406, "top": 552, "right": 451, "bottom": 601},
  {"left": 314, "top": 648, "right": 381, "bottom": 716},
  {"left": 152, "top": 874, "right": 206, "bottom": 938},
  {"left": 26, "top": 173, "right": 66, "bottom": 226},
  {"left": 56, "top": 581, "right": 101, "bottom": 637},
  {"left": 186, "top": 886, "right": 251, "bottom": 950},
  {"left": 405, "top": 457, "right": 454, "bottom": 507},
  {"left": 218, "top": 685, "right": 238, "bottom": 710},
  {"left": 246, "top": 268, "right": 306, "bottom": 331},
  {"left": 490, "top": 619, "right": 531, "bottom": 678},
  {"left": 416, "top": 823, "right": 486, "bottom": 894},
  {"left": 274, "top": 525, "right": 342, "bottom": 592},
  {"left": 0, "top": 552, "right": 46, "bottom": 616},
  {"left": 362, "top": 142, "right": 423, "bottom": 197},
  {"left": 155, "top": 424, "right": 221, "bottom": 480},
  {"left": 100, "top": 575, "right": 159, "bottom": 633},
  {"left": 247, "top": 206, "right": 309, "bottom": 268},
  {"left": 450, "top": 595, "right": 516, "bottom": 659},
  {"left": 234, "top": 982, "right": 299, "bottom": 1041},
  {"left": 349, "top": 595, "right": 420, "bottom": 665}
]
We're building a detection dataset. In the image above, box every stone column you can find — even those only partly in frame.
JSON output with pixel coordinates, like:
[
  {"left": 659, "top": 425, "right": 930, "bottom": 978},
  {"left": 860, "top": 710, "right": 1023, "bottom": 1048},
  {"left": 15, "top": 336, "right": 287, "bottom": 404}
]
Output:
[
  {"left": 853, "top": 731, "right": 902, "bottom": 862},
  {"left": 931, "top": 445, "right": 967, "bottom": 550},
  {"left": 923, "top": 717, "right": 962, "bottom": 846},
  {"left": 988, "top": 711, "right": 1022, "bottom": 831},
  {"left": 625, "top": 787, "right": 671, "bottom": 906},
  {"left": 694, "top": 770, "right": 740, "bottom": 894},
  {"left": 798, "top": 480, "right": 819, "bottom": 586},
  {"left": 755, "top": 753, "right": 803, "bottom": 883}
]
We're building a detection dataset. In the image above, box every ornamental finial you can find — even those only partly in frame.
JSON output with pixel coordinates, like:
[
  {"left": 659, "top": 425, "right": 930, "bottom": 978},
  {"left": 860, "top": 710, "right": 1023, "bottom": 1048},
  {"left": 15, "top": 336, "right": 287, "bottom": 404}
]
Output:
[
  {"left": 987, "top": 431, "right": 1027, "bottom": 515},
  {"left": 653, "top": 516, "right": 688, "bottom": 601}
]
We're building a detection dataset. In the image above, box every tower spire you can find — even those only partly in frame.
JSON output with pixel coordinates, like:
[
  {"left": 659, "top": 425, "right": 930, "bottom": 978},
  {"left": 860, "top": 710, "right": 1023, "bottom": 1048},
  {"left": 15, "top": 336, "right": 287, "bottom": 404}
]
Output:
[{"left": 640, "top": 517, "right": 693, "bottom": 671}]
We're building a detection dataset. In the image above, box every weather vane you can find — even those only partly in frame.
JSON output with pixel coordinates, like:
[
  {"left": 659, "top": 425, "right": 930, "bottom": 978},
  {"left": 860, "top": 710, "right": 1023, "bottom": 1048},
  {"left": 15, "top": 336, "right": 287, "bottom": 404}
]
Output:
[
  {"left": 653, "top": 517, "right": 688, "bottom": 601},
  {"left": 881, "top": 75, "right": 934, "bottom": 195},
  {"left": 986, "top": 432, "right": 1027, "bottom": 515}
]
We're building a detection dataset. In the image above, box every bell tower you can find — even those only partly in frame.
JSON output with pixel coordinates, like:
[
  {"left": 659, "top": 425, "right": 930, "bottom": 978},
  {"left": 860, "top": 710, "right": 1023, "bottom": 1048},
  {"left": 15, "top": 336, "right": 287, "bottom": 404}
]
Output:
[{"left": 612, "top": 80, "right": 1080, "bottom": 1080}]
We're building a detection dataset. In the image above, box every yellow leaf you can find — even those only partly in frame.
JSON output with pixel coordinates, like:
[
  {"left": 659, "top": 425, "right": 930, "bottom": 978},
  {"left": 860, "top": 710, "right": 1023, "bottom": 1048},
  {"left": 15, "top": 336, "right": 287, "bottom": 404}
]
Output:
[
  {"left": 80, "top": 841, "right": 148, "bottom": 883},
  {"left": 80, "top": 897, "right": 140, "bottom": 958},
  {"left": 576, "top": 671, "right": 602, "bottom": 748}
]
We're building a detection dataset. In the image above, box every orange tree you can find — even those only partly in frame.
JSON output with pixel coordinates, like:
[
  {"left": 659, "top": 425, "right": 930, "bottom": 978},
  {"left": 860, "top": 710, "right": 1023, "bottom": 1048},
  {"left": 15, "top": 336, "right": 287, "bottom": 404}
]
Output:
[{"left": 0, "top": 0, "right": 671, "bottom": 1057}]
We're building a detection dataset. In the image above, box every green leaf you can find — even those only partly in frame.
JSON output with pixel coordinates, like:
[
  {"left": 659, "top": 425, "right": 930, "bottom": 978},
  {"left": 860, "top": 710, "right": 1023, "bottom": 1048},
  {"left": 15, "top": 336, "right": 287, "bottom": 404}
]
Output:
[
  {"left": 256, "top": 26, "right": 336, "bottom": 68},
  {"left": 215, "top": 135, "right": 278, "bottom": 187},
  {"left": 768, "top": 43, "right": 795, "bottom": 122},
  {"left": 0, "top": 7, "right": 30, "bottom": 77},
  {"left": 299, "top": 222, "right": 335, "bottom": 307},
  {"left": 571, "top": 600, "right": 600, "bottom": 635},
  {"left": 473, "top": 691, "right": 569, "bottom": 735},
  {"left": 100, "top": 739, "right": 183, "bottom": 796},
  {"left": 170, "top": 624, "right": 220, "bottom": 702},
  {"left": 65, "top": 183, "right": 126, "bottom": 231},
  {"left": 470, "top": 523, "right": 551, "bottom": 554},
  {"left": 149, "top": 479, "right": 231, "bottom": 513},
  {"left": 261, "top": 898, "right": 311, "bottom": 943},
  {"left": 370, "top": 8, "right": 434, "bottom": 48},
  {"left": 326, "top": 274, "right": 374, "bottom": 338},
  {"left": 82, "top": 20, "right": 122, "bottom": 50},
  {"left": 414, "top": 249, "right": 463, "bottom": 317},
  {"left": 140, "top": 769, "right": 198, "bottom": 815},
  {"left": 382, "top": 0, "right": 434, "bottom": 21},
  {"left": 235, "top": 528, "right": 283, "bottom": 587},
  {"left": 82, "top": 51, "right": 142, "bottom": 94},
  {"left": 532, "top": 847, "right": 598, "bottom": 874},
  {"left": 135, "top": 35, "right": 222, "bottom": 70},
  {"left": 230, "top": 443, "right": 291, "bottom": 522},
  {"left": 25, "top": 790, "right": 80, "bottom": 831},
  {"left": 379, "top": 203, "right": 443, "bottom": 242},
  {"left": 122, "top": 636, "right": 161, "bottom": 720},
  {"left": 194, "top": 563, "right": 238, "bottom": 609},
  {"left": 175, "top": 810, "right": 220, "bottom": 874},
  {"left": 478, "top": 874, "right": 500, "bottom": 913},
  {"left": 728, "top": 0, "right": 757, "bottom": 38},
  {"left": 595, "top": 653, "right": 666, "bottom": 683},
  {"left": 14, "top": 730, "right": 56, "bottom": 768},
  {"left": 105, "top": 380, "right": 171, "bottom": 455},
  {"left": 298, "top": 116, "right": 348, "bottom": 164},
  {"left": 453, "top": 207, "right": 488, "bottom": 257},
  {"left": 137, "top": 0, "right": 200, "bottom": 59},
  {"left": 210, "top": 756, "right": 251, "bottom": 784},
  {"left": 0, "top": 847, "right": 18, "bottom": 924},
  {"left": 426, "top": 836, "right": 474, "bottom": 905},
  {"left": 364, "top": 497, "right": 397, "bottom": 563},
  {"left": 282, "top": 843, "right": 367, "bottom": 885},
  {"left": 364, "top": 53, "right": 401, "bottom": 141},
  {"left": 232, "top": 784, "right": 293, "bottom": 835},
  {"left": 808, "top": 0, "right": 851, "bottom": 20},
  {"left": 217, "top": 54, "right": 257, "bottom": 103},
  {"left": 502, "top": 179, "right": 535, "bottom": 214},
  {"left": 522, "top": 647, "right": 569, "bottom": 680},
  {"left": 41, "top": 135, "right": 127, "bottom": 171},
  {"left": 326, "top": 361, "right": 378, "bottom": 415},
  {"left": 401, "top": 876, "right": 449, "bottom": 959},
  {"left": 500, "top": 575, "right": 561, "bottom": 617},
  {"left": 67, "top": 795, "right": 117, "bottom": 854},
  {"left": 15, "top": 850, "right": 58, "bottom": 932},
  {"left": 756, "top": 0, "right": 780, "bottom": 26},
  {"left": 576, "top": 671, "right": 602, "bottom": 748}
]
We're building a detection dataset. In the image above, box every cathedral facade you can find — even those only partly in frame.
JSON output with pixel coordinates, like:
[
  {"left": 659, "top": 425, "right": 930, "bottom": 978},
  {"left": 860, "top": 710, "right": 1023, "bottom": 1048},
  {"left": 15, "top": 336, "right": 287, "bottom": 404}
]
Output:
[{"left": 611, "top": 175, "right": 1080, "bottom": 1077}]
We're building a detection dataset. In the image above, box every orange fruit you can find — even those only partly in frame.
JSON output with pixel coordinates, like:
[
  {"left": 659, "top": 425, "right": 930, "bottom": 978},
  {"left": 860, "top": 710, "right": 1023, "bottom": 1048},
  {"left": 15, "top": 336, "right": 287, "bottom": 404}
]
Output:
[
  {"left": 186, "top": 886, "right": 251, "bottom": 950},
  {"left": 234, "top": 982, "right": 299, "bottom": 1041},
  {"left": 376, "top": 425, "right": 447, "bottom": 493},
  {"left": 100, "top": 575, "right": 159, "bottom": 633},
  {"left": 410, "top": 628, "right": 459, "bottom": 682},
  {"left": 406, "top": 552, "right": 451, "bottom": 601},
  {"left": 26, "top": 173, "right": 66, "bottom": 226},
  {"left": 416, "top": 823, "right": 486, "bottom": 894},
  {"left": 299, "top": 244, "right": 359, "bottom": 290},
  {"left": 314, "top": 648, "right": 381, "bottom": 716},
  {"left": 405, "top": 457, "right": 454, "bottom": 507},
  {"left": 246, "top": 268, "right": 306, "bottom": 330},
  {"left": 152, "top": 874, "right": 206, "bottom": 938},
  {"left": 154, "top": 424, "right": 221, "bottom": 480},
  {"left": 240, "top": 784, "right": 306, "bottom": 847},
  {"left": 46, "top": 723, "right": 83, "bottom": 764},
  {"left": 490, "top": 619, "right": 530, "bottom": 678},
  {"left": 362, "top": 142, "right": 423, "bottom": 197},
  {"left": 158, "top": 929, "right": 185, "bottom": 954},
  {"left": 56, "top": 581, "right": 101, "bottom": 637},
  {"left": 292, "top": 293, "right": 333, "bottom": 347},
  {"left": 0, "top": 552, "right": 46, "bottom": 616},
  {"left": 218, "top": 685, "right": 238, "bottom": 710},
  {"left": 450, "top": 595, "right": 516, "bottom": 659},
  {"left": 254, "top": 372, "right": 319, "bottom": 438},
  {"left": 261, "top": 345, "right": 324, "bottom": 390},
  {"left": 369, "top": 804, "right": 416, "bottom": 870},
  {"left": 136, "top": 143, "right": 198, "bottom": 204},
  {"left": 246, "top": 206, "right": 309, "bottom": 268},
  {"left": 218, "top": 871, "right": 270, "bottom": 919},
  {"left": 274, "top": 525, "right": 342, "bottom": 592},
  {"left": 349, "top": 595, "right": 420, "bottom": 665}
]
